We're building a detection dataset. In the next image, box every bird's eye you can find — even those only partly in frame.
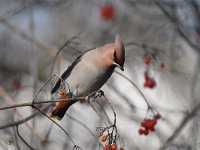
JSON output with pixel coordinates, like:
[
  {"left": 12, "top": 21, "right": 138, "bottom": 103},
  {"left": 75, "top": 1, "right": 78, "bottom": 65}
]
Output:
[{"left": 113, "top": 51, "right": 117, "bottom": 62}]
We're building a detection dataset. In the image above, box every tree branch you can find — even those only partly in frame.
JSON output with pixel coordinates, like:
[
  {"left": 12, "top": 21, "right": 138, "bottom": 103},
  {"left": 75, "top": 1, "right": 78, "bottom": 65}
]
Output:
[
  {"left": 0, "top": 17, "right": 57, "bottom": 56},
  {"left": 16, "top": 125, "right": 36, "bottom": 150},
  {"left": 159, "top": 102, "right": 200, "bottom": 149},
  {"left": 152, "top": 0, "right": 200, "bottom": 53}
]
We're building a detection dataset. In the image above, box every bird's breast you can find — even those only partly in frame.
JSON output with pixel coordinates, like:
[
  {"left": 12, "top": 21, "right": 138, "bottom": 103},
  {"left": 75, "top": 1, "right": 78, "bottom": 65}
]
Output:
[{"left": 66, "top": 62, "right": 115, "bottom": 97}]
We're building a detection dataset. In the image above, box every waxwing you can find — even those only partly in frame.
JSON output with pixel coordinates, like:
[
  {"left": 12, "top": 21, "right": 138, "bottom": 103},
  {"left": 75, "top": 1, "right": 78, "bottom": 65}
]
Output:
[{"left": 50, "top": 34, "right": 125, "bottom": 120}]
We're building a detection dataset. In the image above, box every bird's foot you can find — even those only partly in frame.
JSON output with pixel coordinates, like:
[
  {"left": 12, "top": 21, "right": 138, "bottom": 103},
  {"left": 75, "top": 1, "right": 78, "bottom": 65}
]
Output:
[
  {"left": 92, "top": 90, "right": 104, "bottom": 102},
  {"left": 85, "top": 90, "right": 104, "bottom": 103},
  {"left": 97, "top": 90, "right": 104, "bottom": 97}
]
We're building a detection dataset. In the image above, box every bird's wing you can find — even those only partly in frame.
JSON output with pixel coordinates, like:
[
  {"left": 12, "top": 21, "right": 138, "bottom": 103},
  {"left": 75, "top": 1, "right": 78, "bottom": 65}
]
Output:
[
  {"left": 51, "top": 48, "right": 95, "bottom": 94},
  {"left": 51, "top": 56, "right": 81, "bottom": 94}
]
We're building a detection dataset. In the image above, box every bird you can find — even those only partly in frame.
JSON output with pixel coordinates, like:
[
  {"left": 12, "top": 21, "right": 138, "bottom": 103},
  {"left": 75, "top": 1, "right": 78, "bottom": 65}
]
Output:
[{"left": 50, "top": 34, "right": 125, "bottom": 120}]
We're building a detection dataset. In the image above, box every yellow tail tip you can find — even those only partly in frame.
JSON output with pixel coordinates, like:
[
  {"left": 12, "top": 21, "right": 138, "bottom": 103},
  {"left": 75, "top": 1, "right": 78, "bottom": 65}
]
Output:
[{"left": 50, "top": 114, "right": 62, "bottom": 121}]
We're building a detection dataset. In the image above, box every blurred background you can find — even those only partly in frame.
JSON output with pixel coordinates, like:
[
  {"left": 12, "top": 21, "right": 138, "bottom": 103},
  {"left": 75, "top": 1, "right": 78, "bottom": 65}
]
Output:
[{"left": 0, "top": 0, "right": 200, "bottom": 149}]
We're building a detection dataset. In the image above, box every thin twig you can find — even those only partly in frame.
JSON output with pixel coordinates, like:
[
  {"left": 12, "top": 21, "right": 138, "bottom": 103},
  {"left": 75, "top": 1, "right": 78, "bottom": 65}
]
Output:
[
  {"left": 13, "top": 126, "right": 20, "bottom": 150},
  {"left": 102, "top": 93, "right": 122, "bottom": 145},
  {"left": 32, "top": 74, "right": 57, "bottom": 103},
  {"left": 115, "top": 71, "right": 151, "bottom": 107},
  {"left": 32, "top": 105, "right": 81, "bottom": 149},
  {"left": 16, "top": 125, "right": 36, "bottom": 150},
  {"left": 0, "top": 98, "right": 86, "bottom": 110},
  {"left": 67, "top": 114, "right": 96, "bottom": 137},
  {"left": 102, "top": 94, "right": 116, "bottom": 125},
  {"left": 0, "top": 87, "right": 43, "bottom": 141},
  {"left": 95, "top": 101, "right": 113, "bottom": 125},
  {"left": 1, "top": 3, "right": 26, "bottom": 19},
  {"left": 89, "top": 102, "right": 108, "bottom": 126},
  {"left": 87, "top": 91, "right": 108, "bottom": 126},
  {"left": 50, "top": 32, "right": 82, "bottom": 77},
  {"left": 159, "top": 102, "right": 200, "bottom": 150},
  {"left": 41, "top": 122, "right": 53, "bottom": 145},
  {"left": 0, "top": 94, "right": 93, "bottom": 111},
  {"left": 152, "top": 0, "right": 200, "bottom": 53},
  {"left": 67, "top": 114, "right": 104, "bottom": 148},
  {"left": 0, "top": 17, "right": 57, "bottom": 56},
  {"left": 0, "top": 89, "right": 99, "bottom": 112},
  {"left": 125, "top": 41, "right": 161, "bottom": 51},
  {"left": 0, "top": 105, "right": 51, "bottom": 130}
]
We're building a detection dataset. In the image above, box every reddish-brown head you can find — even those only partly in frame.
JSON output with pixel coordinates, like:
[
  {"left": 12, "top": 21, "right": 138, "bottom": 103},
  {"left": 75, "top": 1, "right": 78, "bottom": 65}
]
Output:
[{"left": 113, "top": 34, "right": 125, "bottom": 71}]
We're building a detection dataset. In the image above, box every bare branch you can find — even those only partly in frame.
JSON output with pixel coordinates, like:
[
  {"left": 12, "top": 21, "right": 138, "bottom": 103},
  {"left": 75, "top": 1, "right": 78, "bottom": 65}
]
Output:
[
  {"left": 0, "top": 17, "right": 57, "bottom": 56},
  {"left": 32, "top": 105, "right": 79, "bottom": 148},
  {"left": 67, "top": 114, "right": 96, "bottom": 137},
  {"left": 0, "top": 105, "right": 51, "bottom": 130},
  {"left": 115, "top": 71, "right": 151, "bottom": 108},
  {"left": 0, "top": 87, "right": 43, "bottom": 141},
  {"left": 50, "top": 32, "right": 82, "bottom": 77},
  {"left": 16, "top": 125, "right": 36, "bottom": 150},
  {"left": 159, "top": 102, "right": 200, "bottom": 150},
  {"left": 152, "top": 0, "right": 200, "bottom": 53},
  {"left": 66, "top": 114, "right": 104, "bottom": 148}
]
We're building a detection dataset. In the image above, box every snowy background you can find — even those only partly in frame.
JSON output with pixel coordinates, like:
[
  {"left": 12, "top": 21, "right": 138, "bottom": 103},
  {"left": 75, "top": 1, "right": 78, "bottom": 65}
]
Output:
[{"left": 0, "top": 0, "right": 200, "bottom": 150}]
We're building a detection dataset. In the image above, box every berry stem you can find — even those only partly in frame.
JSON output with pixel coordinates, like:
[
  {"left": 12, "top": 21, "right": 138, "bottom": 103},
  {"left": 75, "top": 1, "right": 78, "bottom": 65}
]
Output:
[{"left": 115, "top": 71, "right": 151, "bottom": 108}]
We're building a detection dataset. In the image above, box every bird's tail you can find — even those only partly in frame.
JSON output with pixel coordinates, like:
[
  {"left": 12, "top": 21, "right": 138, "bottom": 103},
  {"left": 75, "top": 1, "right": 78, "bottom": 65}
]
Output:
[{"left": 50, "top": 100, "right": 78, "bottom": 120}]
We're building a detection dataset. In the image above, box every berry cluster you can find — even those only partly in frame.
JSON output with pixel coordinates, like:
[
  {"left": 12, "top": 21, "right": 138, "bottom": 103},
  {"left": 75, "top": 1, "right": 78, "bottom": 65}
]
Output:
[
  {"left": 100, "top": 3, "right": 116, "bottom": 21},
  {"left": 143, "top": 57, "right": 151, "bottom": 65},
  {"left": 143, "top": 56, "right": 165, "bottom": 70},
  {"left": 101, "top": 135, "right": 117, "bottom": 150},
  {"left": 142, "top": 51, "right": 165, "bottom": 89},
  {"left": 144, "top": 72, "right": 156, "bottom": 89},
  {"left": 103, "top": 144, "right": 117, "bottom": 150},
  {"left": 138, "top": 114, "right": 160, "bottom": 136}
]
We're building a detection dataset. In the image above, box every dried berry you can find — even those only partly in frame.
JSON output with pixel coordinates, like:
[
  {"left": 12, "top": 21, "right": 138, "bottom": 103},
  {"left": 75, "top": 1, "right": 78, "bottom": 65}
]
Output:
[{"left": 101, "top": 135, "right": 107, "bottom": 142}]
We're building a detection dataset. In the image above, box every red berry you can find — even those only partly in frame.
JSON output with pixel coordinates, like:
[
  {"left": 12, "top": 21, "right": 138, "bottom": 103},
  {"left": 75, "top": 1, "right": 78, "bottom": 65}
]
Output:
[
  {"left": 141, "top": 121, "right": 146, "bottom": 128},
  {"left": 111, "top": 144, "right": 117, "bottom": 150},
  {"left": 143, "top": 72, "right": 156, "bottom": 89},
  {"left": 143, "top": 57, "right": 151, "bottom": 65},
  {"left": 143, "top": 129, "right": 149, "bottom": 135},
  {"left": 120, "top": 147, "right": 124, "bottom": 150},
  {"left": 145, "top": 119, "right": 153, "bottom": 127},
  {"left": 139, "top": 116, "right": 160, "bottom": 135},
  {"left": 138, "top": 129, "right": 144, "bottom": 135},
  {"left": 100, "top": 4, "right": 116, "bottom": 20},
  {"left": 154, "top": 114, "right": 161, "bottom": 120},
  {"left": 147, "top": 78, "right": 156, "bottom": 88},
  {"left": 101, "top": 135, "right": 107, "bottom": 142},
  {"left": 160, "top": 63, "right": 165, "bottom": 69},
  {"left": 104, "top": 144, "right": 111, "bottom": 150},
  {"left": 148, "top": 126, "right": 155, "bottom": 132}
]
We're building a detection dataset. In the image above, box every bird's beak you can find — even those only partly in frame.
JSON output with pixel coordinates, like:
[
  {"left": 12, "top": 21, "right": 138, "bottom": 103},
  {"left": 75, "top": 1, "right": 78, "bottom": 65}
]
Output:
[{"left": 114, "top": 62, "right": 124, "bottom": 71}]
